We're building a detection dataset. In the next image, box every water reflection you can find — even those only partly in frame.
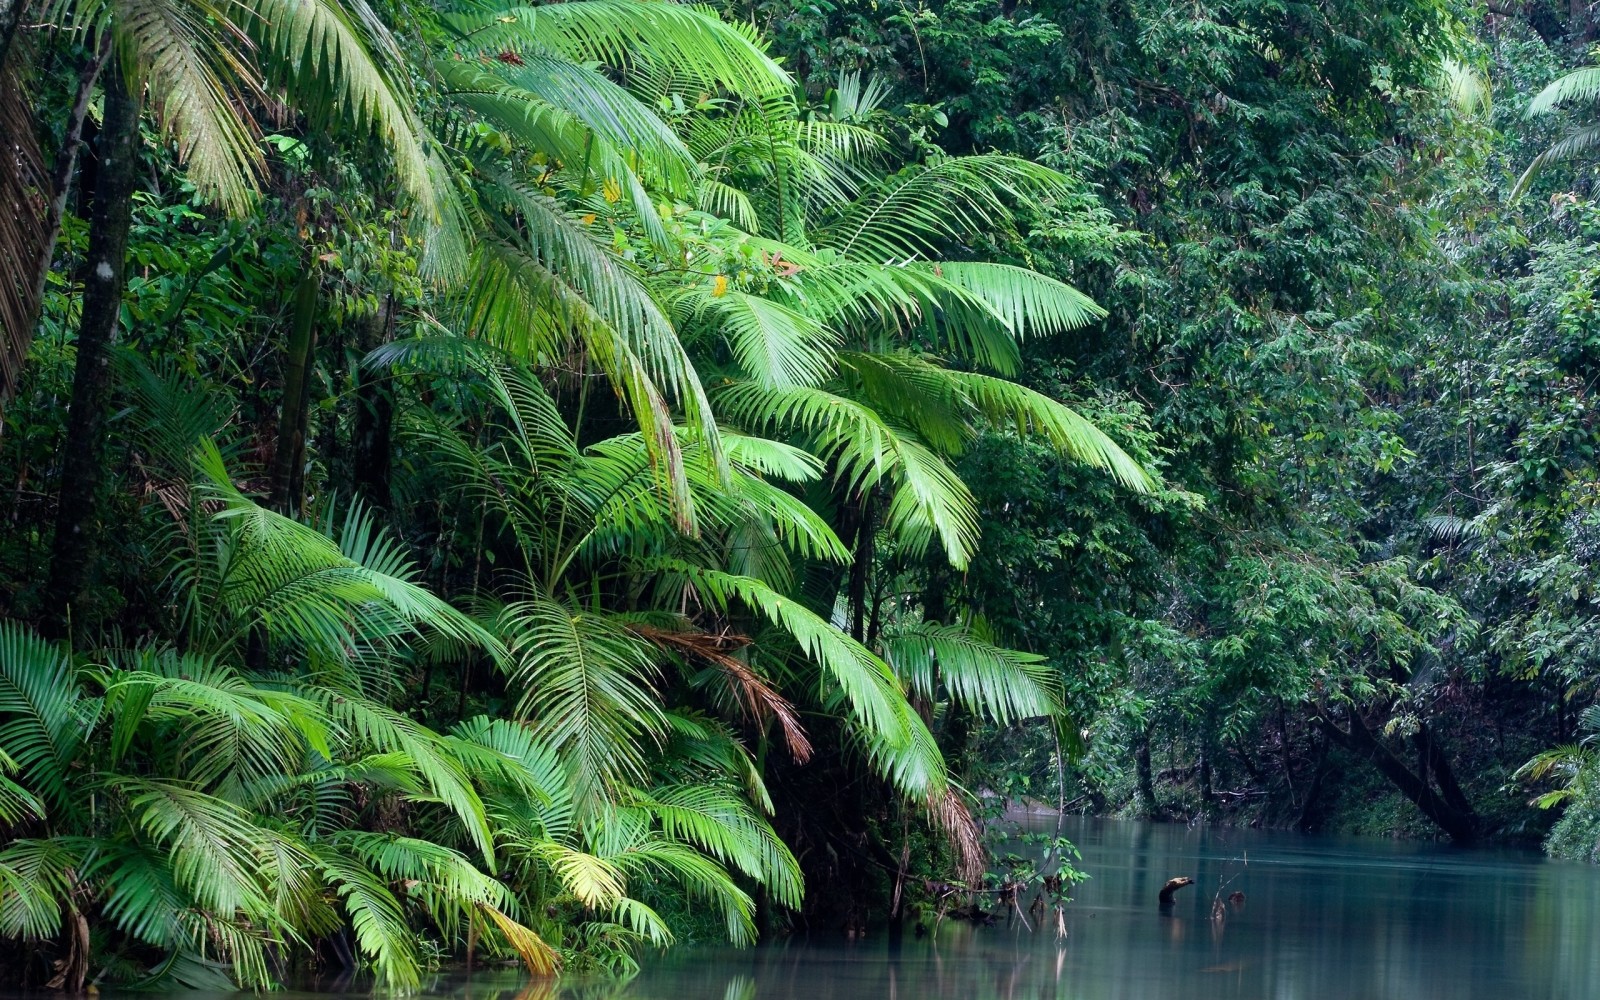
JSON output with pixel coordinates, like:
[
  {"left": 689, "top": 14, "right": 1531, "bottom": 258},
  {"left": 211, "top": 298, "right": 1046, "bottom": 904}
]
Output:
[
  {"left": 76, "top": 819, "right": 1600, "bottom": 1000},
  {"left": 548, "top": 817, "right": 1600, "bottom": 1000}
]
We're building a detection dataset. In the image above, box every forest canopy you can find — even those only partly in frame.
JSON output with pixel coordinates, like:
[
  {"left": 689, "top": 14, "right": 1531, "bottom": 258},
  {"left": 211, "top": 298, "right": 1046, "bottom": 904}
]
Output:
[{"left": 3, "top": 0, "right": 1600, "bottom": 989}]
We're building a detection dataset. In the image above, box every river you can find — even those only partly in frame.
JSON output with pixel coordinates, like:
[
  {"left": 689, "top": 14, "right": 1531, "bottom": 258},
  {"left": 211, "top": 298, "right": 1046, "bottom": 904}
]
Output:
[
  {"left": 142, "top": 817, "right": 1600, "bottom": 999},
  {"left": 561, "top": 816, "right": 1600, "bottom": 1000}
]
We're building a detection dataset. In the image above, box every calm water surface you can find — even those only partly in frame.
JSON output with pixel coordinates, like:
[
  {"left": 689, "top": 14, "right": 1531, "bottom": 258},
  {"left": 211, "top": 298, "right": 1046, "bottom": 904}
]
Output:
[
  {"left": 562, "top": 817, "right": 1600, "bottom": 1000},
  {"left": 115, "top": 817, "right": 1600, "bottom": 1000}
]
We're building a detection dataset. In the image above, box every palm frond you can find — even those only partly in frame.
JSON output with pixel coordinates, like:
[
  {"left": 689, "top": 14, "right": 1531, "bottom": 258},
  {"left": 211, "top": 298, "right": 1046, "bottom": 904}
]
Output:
[
  {"left": 1513, "top": 124, "right": 1600, "bottom": 199},
  {"left": 445, "top": 0, "right": 789, "bottom": 99},
  {"left": 499, "top": 597, "right": 668, "bottom": 796},
  {"left": 249, "top": 0, "right": 437, "bottom": 208},
  {"left": 0, "top": 839, "right": 75, "bottom": 940},
  {"left": 681, "top": 289, "right": 839, "bottom": 388},
  {"left": 635, "top": 782, "right": 802, "bottom": 908},
  {"left": 1527, "top": 66, "right": 1600, "bottom": 116},
  {"left": 114, "top": 0, "right": 264, "bottom": 214},
  {"left": 883, "top": 622, "right": 1063, "bottom": 725},
  {"left": 944, "top": 371, "right": 1153, "bottom": 490},
  {"left": 715, "top": 381, "right": 981, "bottom": 565},
  {"left": 645, "top": 560, "right": 911, "bottom": 748},
  {"left": 819, "top": 155, "right": 1073, "bottom": 262},
  {"left": 913, "top": 261, "right": 1105, "bottom": 339},
  {"left": 313, "top": 842, "right": 422, "bottom": 989},
  {"left": 0, "top": 623, "right": 83, "bottom": 812}
]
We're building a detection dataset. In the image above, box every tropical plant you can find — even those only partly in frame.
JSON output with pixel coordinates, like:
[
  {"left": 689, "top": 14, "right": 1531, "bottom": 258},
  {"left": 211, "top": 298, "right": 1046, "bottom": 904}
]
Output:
[{"left": 1514, "top": 64, "right": 1600, "bottom": 197}]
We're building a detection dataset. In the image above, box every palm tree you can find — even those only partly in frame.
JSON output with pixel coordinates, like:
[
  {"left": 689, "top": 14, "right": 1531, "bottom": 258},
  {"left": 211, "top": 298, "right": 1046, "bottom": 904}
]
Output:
[
  {"left": 33, "top": 0, "right": 445, "bottom": 624},
  {"left": 34, "top": 0, "right": 792, "bottom": 626},
  {"left": 1, "top": 436, "right": 801, "bottom": 986},
  {"left": 1513, "top": 65, "right": 1600, "bottom": 197},
  {"left": 1517, "top": 704, "right": 1600, "bottom": 811}
]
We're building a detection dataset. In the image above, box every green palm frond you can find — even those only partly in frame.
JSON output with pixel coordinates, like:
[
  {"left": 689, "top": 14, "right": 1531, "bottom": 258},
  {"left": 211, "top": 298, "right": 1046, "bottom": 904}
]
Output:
[
  {"left": 1527, "top": 67, "right": 1600, "bottom": 116},
  {"left": 645, "top": 560, "right": 912, "bottom": 747},
  {"left": 883, "top": 622, "right": 1063, "bottom": 725},
  {"left": 500, "top": 597, "right": 669, "bottom": 796},
  {"left": 574, "top": 432, "right": 847, "bottom": 565},
  {"left": 715, "top": 381, "right": 981, "bottom": 565},
  {"left": 945, "top": 371, "right": 1153, "bottom": 490},
  {"left": 249, "top": 0, "right": 437, "bottom": 208},
  {"left": 1514, "top": 124, "right": 1600, "bottom": 199},
  {"left": 858, "top": 704, "right": 947, "bottom": 800},
  {"left": 100, "top": 653, "right": 329, "bottom": 788},
  {"left": 445, "top": 1, "right": 788, "bottom": 98},
  {"left": 0, "top": 839, "right": 75, "bottom": 940},
  {"left": 310, "top": 687, "right": 499, "bottom": 863},
  {"left": 313, "top": 841, "right": 422, "bottom": 989},
  {"left": 115, "top": 777, "right": 276, "bottom": 920},
  {"left": 110, "top": 0, "right": 263, "bottom": 215},
  {"left": 635, "top": 782, "right": 802, "bottom": 908},
  {"left": 0, "top": 622, "right": 84, "bottom": 812},
  {"left": 819, "top": 155, "right": 1073, "bottom": 261},
  {"left": 447, "top": 716, "right": 567, "bottom": 807},
  {"left": 526, "top": 840, "right": 628, "bottom": 907},
  {"left": 679, "top": 289, "right": 839, "bottom": 388},
  {"left": 1580, "top": 703, "right": 1600, "bottom": 735},
  {"left": 0, "top": 770, "right": 43, "bottom": 827},
  {"left": 604, "top": 834, "right": 756, "bottom": 943},
  {"left": 445, "top": 53, "right": 697, "bottom": 194},
  {"left": 913, "top": 261, "right": 1105, "bottom": 339},
  {"left": 191, "top": 442, "right": 505, "bottom": 664},
  {"left": 465, "top": 240, "right": 717, "bottom": 521}
]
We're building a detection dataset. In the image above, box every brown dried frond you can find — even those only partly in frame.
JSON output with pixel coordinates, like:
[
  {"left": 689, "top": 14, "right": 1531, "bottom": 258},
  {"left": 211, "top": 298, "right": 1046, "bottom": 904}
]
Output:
[
  {"left": 0, "top": 67, "right": 48, "bottom": 410},
  {"left": 631, "top": 623, "right": 812, "bottom": 762},
  {"left": 927, "top": 786, "right": 985, "bottom": 887}
]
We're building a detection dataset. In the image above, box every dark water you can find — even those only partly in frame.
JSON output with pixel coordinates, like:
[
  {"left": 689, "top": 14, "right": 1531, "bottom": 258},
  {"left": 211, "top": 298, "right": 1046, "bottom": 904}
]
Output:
[
  {"left": 570, "top": 817, "right": 1600, "bottom": 1000},
  {"left": 110, "top": 817, "right": 1600, "bottom": 1000}
]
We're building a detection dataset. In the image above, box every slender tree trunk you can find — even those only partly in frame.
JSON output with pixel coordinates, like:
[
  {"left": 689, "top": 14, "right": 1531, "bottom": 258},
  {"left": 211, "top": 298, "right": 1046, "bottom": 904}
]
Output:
[
  {"left": 44, "top": 66, "right": 140, "bottom": 635},
  {"left": 31, "top": 36, "right": 111, "bottom": 314},
  {"left": 352, "top": 295, "right": 393, "bottom": 508},
  {"left": 0, "top": 0, "right": 25, "bottom": 75},
  {"left": 1296, "top": 733, "right": 1330, "bottom": 831},
  {"left": 1134, "top": 725, "right": 1158, "bottom": 817},
  {"left": 846, "top": 489, "right": 876, "bottom": 643},
  {"left": 270, "top": 267, "right": 318, "bottom": 514}
]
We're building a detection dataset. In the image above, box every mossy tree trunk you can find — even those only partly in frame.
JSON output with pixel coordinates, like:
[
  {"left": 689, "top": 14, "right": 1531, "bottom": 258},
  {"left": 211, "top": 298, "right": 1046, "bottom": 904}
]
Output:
[{"left": 45, "top": 66, "right": 141, "bottom": 634}]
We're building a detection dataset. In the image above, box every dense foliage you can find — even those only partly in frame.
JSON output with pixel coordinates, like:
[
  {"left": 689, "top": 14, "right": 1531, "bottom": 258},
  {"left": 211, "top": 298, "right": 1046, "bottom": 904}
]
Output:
[
  {"left": 742, "top": 0, "right": 1600, "bottom": 855},
  {"left": 7, "top": 0, "right": 1600, "bottom": 990}
]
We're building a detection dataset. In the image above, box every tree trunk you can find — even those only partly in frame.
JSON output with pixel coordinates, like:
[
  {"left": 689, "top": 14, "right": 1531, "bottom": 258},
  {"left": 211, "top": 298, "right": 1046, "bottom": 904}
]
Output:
[
  {"left": 845, "top": 487, "right": 877, "bottom": 643},
  {"left": 352, "top": 295, "right": 393, "bottom": 508},
  {"left": 270, "top": 267, "right": 319, "bottom": 514},
  {"left": 31, "top": 36, "right": 111, "bottom": 315},
  {"left": 1296, "top": 732, "right": 1330, "bottom": 831},
  {"left": 0, "top": 0, "right": 25, "bottom": 75},
  {"left": 1134, "top": 725, "right": 1158, "bottom": 817},
  {"left": 1415, "top": 722, "right": 1475, "bottom": 820},
  {"left": 43, "top": 66, "right": 141, "bottom": 635},
  {"left": 1319, "top": 712, "right": 1478, "bottom": 843}
]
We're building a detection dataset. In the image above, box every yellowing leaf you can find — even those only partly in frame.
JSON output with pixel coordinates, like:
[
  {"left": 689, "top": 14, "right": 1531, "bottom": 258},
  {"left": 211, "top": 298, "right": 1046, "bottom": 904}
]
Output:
[
  {"left": 602, "top": 178, "right": 622, "bottom": 204},
  {"left": 712, "top": 275, "right": 730, "bottom": 297}
]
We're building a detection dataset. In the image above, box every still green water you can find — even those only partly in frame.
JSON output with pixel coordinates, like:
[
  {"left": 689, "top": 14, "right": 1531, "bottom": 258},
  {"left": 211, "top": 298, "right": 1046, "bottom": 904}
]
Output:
[
  {"left": 188, "top": 817, "right": 1600, "bottom": 1000},
  {"left": 577, "top": 815, "right": 1600, "bottom": 1000}
]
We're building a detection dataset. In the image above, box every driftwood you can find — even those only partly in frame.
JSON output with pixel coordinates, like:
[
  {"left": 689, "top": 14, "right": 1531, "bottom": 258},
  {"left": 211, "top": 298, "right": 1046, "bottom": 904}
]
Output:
[{"left": 1158, "top": 876, "right": 1195, "bottom": 908}]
